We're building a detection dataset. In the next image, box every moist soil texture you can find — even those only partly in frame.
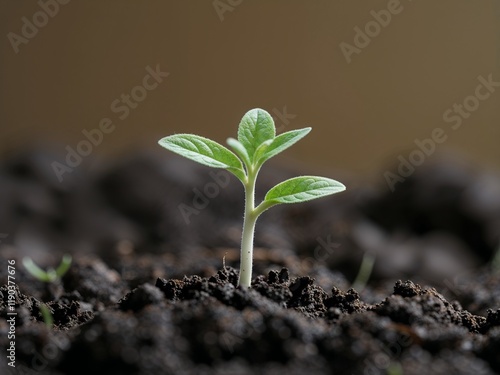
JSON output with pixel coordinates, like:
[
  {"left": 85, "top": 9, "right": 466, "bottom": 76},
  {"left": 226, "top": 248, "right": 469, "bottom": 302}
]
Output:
[{"left": 1, "top": 150, "right": 500, "bottom": 375}]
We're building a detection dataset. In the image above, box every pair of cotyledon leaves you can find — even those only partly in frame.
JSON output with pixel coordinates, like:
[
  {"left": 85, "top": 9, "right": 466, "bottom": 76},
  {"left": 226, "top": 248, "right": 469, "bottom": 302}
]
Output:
[
  {"left": 158, "top": 108, "right": 345, "bottom": 206},
  {"left": 22, "top": 255, "right": 72, "bottom": 283}
]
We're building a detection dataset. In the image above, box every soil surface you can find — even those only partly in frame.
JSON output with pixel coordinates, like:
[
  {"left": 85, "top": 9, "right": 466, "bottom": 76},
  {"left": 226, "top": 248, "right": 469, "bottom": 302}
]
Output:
[{"left": 1, "top": 150, "right": 500, "bottom": 374}]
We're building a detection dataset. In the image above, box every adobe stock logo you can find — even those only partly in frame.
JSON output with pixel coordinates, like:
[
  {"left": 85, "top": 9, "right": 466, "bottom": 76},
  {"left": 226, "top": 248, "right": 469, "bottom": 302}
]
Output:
[
  {"left": 384, "top": 73, "right": 499, "bottom": 192},
  {"left": 178, "top": 170, "right": 231, "bottom": 224},
  {"left": 295, "top": 235, "right": 341, "bottom": 275},
  {"left": 213, "top": 0, "right": 243, "bottom": 22},
  {"left": 51, "top": 64, "right": 169, "bottom": 182},
  {"left": 339, "top": 0, "right": 412, "bottom": 64},
  {"left": 7, "top": 0, "right": 71, "bottom": 54}
]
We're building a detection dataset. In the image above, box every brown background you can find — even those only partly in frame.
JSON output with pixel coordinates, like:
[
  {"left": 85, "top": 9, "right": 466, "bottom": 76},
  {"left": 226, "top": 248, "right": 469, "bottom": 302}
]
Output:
[{"left": 1, "top": 1, "right": 499, "bottom": 183}]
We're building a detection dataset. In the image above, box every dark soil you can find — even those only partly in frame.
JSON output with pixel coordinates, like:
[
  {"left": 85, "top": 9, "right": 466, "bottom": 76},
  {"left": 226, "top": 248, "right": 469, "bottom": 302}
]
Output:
[{"left": 1, "top": 150, "right": 500, "bottom": 374}]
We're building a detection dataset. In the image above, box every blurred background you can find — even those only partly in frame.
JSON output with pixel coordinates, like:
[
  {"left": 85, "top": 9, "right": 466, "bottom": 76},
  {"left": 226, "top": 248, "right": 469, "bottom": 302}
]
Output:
[
  {"left": 2, "top": 5, "right": 500, "bottom": 375},
  {"left": 1, "top": 0, "right": 499, "bottom": 179},
  {"left": 0, "top": 1, "right": 500, "bottom": 295}
]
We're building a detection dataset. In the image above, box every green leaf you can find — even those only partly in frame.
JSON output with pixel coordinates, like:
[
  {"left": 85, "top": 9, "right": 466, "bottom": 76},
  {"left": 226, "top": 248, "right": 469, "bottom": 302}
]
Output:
[
  {"left": 264, "top": 176, "right": 346, "bottom": 204},
  {"left": 258, "top": 127, "right": 311, "bottom": 165},
  {"left": 22, "top": 257, "right": 53, "bottom": 282},
  {"left": 226, "top": 137, "right": 251, "bottom": 167},
  {"left": 55, "top": 254, "right": 72, "bottom": 278},
  {"left": 158, "top": 134, "right": 246, "bottom": 181},
  {"left": 253, "top": 139, "right": 272, "bottom": 164},
  {"left": 237, "top": 108, "right": 276, "bottom": 163}
]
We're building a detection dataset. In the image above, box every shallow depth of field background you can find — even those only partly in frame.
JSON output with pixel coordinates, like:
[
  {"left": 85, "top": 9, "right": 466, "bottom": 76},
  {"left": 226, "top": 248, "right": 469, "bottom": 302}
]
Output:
[{"left": 0, "top": 1, "right": 499, "bottom": 183}]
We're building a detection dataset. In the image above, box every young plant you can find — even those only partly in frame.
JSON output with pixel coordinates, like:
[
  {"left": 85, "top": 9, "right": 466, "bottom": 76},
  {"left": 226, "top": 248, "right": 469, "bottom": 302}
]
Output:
[
  {"left": 22, "top": 254, "right": 72, "bottom": 283},
  {"left": 158, "top": 108, "right": 346, "bottom": 288},
  {"left": 23, "top": 255, "right": 71, "bottom": 328}
]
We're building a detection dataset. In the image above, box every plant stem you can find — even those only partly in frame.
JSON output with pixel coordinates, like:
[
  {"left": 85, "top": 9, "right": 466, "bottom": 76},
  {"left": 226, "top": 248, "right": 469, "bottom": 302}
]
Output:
[
  {"left": 40, "top": 304, "right": 54, "bottom": 328},
  {"left": 238, "top": 168, "right": 258, "bottom": 288},
  {"left": 351, "top": 252, "right": 376, "bottom": 292}
]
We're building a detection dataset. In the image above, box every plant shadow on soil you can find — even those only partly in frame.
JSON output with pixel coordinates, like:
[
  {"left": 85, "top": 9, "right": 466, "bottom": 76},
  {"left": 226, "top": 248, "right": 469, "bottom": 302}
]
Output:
[{"left": 1, "top": 150, "right": 500, "bottom": 375}]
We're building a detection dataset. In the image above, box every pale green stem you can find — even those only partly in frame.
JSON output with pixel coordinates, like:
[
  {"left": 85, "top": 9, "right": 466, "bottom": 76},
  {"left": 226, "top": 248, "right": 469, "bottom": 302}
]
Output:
[
  {"left": 237, "top": 161, "right": 278, "bottom": 288},
  {"left": 238, "top": 168, "right": 258, "bottom": 288}
]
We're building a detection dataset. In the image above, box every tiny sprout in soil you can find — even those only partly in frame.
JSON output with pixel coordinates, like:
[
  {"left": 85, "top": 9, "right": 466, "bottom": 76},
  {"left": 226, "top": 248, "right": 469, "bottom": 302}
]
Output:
[
  {"left": 22, "top": 254, "right": 72, "bottom": 283},
  {"left": 159, "top": 108, "right": 345, "bottom": 288}
]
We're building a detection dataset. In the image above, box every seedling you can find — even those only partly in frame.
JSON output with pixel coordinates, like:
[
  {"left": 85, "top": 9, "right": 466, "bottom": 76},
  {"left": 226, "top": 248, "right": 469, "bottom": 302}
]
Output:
[
  {"left": 158, "top": 108, "right": 346, "bottom": 288},
  {"left": 22, "top": 254, "right": 72, "bottom": 283},
  {"left": 351, "top": 252, "right": 376, "bottom": 292},
  {"left": 22, "top": 255, "right": 71, "bottom": 328}
]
